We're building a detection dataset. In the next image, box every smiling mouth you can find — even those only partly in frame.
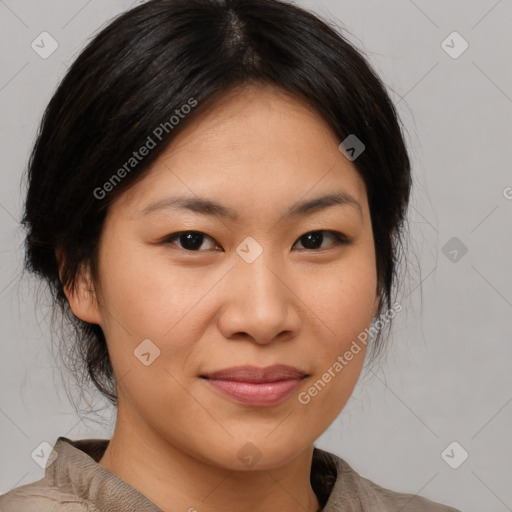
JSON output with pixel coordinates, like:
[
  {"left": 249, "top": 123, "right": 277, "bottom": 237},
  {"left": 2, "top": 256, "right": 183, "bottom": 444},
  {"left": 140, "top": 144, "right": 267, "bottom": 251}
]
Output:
[{"left": 199, "top": 364, "right": 308, "bottom": 407}]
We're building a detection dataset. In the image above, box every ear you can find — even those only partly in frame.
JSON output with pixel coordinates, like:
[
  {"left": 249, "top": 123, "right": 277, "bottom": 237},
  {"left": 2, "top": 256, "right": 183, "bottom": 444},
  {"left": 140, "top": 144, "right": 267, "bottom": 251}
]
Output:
[{"left": 56, "top": 249, "right": 102, "bottom": 325}]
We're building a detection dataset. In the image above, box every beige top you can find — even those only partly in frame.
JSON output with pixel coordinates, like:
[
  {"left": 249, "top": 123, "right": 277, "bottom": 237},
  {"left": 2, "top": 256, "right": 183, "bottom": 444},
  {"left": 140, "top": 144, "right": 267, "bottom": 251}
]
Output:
[{"left": 0, "top": 436, "right": 461, "bottom": 511}]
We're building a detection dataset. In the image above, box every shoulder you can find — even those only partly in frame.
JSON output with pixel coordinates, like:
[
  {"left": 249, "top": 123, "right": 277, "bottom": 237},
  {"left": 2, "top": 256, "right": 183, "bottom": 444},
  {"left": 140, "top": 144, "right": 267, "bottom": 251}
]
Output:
[
  {"left": 354, "top": 470, "right": 462, "bottom": 512},
  {"left": 0, "top": 478, "right": 91, "bottom": 511},
  {"left": 313, "top": 447, "right": 462, "bottom": 512}
]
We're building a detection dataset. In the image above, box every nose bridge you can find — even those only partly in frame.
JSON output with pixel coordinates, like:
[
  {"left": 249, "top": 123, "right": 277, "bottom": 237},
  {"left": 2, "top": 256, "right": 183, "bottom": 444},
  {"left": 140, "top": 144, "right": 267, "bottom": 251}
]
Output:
[
  {"left": 235, "top": 249, "right": 286, "bottom": 315},
  {"left": 218, "top": 246, "right": 299, "bottom": 344}
]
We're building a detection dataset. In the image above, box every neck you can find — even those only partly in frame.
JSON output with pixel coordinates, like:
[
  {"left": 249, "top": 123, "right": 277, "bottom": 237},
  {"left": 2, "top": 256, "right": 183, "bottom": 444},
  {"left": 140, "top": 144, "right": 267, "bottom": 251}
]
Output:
[{"left": 98, "top": 413, "right": 321, "bottom": 512}]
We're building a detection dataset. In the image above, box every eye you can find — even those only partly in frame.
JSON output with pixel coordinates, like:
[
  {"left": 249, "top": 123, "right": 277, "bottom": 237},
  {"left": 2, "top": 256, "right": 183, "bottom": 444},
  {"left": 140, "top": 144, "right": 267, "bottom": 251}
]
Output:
[
  {"left": 292, "top": 230, "right": 351, "bottom": 251},
  {"left": 163, "top": 231, "right": 219, "bottom": 251},
  {"left": 162, "top": 229, "right": 350, "bottom": 253}
]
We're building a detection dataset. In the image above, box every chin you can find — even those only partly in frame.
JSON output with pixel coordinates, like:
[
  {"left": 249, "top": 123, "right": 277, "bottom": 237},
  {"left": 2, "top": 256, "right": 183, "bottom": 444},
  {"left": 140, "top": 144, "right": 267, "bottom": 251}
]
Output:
[{"left": 200, "top": 435, "right": 311, "bottom": 472}]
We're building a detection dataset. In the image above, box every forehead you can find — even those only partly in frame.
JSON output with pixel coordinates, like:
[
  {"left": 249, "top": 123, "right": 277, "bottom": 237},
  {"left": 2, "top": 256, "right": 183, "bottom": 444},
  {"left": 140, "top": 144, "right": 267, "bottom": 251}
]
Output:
[{"left": 111, "top": 84, "right": 368, "bottom": 220}]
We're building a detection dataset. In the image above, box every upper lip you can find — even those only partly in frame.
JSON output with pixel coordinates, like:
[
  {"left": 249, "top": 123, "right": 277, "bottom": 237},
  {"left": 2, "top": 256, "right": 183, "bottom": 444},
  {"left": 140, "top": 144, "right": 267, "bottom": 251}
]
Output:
[{"left": 200, "top": 364, "right": 307, "bottom": 383}]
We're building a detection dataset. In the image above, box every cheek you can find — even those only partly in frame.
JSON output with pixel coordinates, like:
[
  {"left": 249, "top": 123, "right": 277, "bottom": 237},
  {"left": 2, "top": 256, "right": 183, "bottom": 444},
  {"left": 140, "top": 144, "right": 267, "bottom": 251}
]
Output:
[
  {"left": 295, "top": 253, "right": 376, "bottom": 401},
  {"left": 95, "top": 239, "right": 205, "bottom": 380},
  {"left": 98, "top": 239, "right": 195, "bottom": 331},
  {"left": 95, "top": 246, "right": 202, "bottom": 421},
  {"left": 301, "top": 253, "right": 377, "bottom": 339}
]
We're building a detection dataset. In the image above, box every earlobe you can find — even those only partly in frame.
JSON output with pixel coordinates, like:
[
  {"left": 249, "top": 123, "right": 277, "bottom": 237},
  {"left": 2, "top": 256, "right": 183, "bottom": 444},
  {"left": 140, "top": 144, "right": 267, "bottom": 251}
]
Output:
[{"left": 56, "top": 249, "right": 102, "bottom": 325}]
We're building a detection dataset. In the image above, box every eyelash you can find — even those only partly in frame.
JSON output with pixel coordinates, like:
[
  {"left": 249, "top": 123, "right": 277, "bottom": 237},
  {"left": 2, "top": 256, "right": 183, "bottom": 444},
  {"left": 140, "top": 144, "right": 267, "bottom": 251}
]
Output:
[{"left": 162, "top": 230, "right": 351, "bottom": 252}]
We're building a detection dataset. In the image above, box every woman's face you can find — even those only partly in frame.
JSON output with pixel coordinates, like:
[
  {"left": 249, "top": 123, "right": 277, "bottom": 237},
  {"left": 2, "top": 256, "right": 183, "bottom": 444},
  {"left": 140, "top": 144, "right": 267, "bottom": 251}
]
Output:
[{"left": 71, "top": 84, "right": 379, "bottom": 469}]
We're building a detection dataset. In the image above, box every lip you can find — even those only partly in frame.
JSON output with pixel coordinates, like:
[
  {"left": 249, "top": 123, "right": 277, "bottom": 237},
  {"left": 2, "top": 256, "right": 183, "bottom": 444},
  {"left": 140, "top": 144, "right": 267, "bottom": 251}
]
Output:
[{"left": 200, "top": 365, "right": 307, "bottom": 407}]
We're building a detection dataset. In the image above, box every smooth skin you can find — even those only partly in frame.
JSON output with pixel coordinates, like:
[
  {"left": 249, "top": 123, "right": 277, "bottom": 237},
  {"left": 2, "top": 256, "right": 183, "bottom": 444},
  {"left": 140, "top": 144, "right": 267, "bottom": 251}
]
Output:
[{"left": 62, "top": 83, "right": 380, "bottom": 512}]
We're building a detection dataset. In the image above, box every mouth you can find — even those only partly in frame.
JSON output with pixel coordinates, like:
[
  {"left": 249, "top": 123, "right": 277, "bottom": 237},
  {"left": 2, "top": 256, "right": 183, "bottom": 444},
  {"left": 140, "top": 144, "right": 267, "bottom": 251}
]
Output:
[{"left": 199, "top": 364, "right": 308, "bottom": 407}]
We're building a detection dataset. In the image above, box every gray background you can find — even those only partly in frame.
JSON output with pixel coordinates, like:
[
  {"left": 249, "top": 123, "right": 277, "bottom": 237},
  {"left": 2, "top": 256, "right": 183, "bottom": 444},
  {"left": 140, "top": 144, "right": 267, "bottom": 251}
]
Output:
[{"left": 1, "top": 1, "right": 511, "bottom": 511}]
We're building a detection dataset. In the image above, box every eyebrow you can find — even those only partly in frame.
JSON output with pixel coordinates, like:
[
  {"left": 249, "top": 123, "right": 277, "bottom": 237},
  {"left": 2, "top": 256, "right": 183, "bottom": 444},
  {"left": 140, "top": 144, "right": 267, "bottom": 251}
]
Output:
[{"left": 142, "top": 191, "right": 363, "bottom": 222}]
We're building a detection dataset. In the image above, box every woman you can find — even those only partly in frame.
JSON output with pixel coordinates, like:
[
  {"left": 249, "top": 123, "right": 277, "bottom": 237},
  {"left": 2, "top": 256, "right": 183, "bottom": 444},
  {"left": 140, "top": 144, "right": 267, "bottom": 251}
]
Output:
[{"left": 0, "top": 0, "right": 461, "bottom": 510}]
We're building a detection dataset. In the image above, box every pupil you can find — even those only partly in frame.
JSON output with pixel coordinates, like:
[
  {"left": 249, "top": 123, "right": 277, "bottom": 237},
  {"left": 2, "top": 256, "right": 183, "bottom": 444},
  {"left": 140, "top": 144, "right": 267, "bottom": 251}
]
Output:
[
  {"left": 181, "top": 232, "right": 203, "bottom": 250},
  {"left": 302, "top": 231, "right": 322, "bottom": 249}
]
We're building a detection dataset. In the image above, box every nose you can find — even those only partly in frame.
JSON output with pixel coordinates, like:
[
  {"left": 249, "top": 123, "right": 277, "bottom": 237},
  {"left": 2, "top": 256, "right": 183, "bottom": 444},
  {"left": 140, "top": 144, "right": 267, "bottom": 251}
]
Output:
[{"left": 217, "top": 254, "right": 302, "bottom": 345}]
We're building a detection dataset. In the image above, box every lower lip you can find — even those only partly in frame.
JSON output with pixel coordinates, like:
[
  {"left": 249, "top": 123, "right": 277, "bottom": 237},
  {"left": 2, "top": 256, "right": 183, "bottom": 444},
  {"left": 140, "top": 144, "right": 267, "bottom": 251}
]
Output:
[{"left": 202, "top": 378, "right": 303, "bottom": 407}]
